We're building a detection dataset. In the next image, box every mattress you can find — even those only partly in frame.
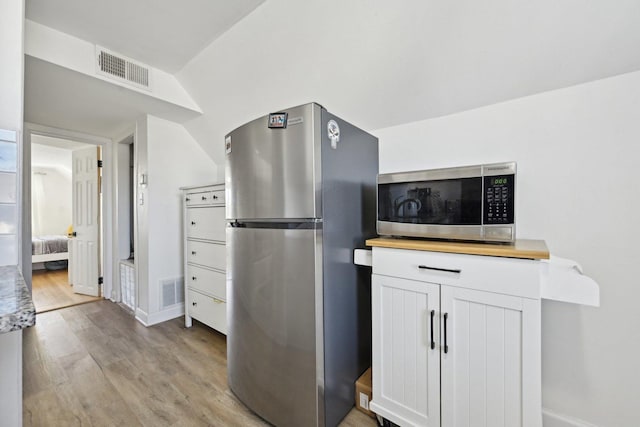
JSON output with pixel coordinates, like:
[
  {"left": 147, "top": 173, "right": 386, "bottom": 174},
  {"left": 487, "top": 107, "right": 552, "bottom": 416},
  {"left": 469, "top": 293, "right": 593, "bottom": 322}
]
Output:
[{"left": 32, "top": 235, "right": 69, "bottom": 255}]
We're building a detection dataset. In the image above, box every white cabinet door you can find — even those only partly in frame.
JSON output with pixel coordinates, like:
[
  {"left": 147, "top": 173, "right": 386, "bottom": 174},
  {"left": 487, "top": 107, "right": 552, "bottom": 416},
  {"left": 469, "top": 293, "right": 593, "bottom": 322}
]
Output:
[
  {"left": 440, "top": 286, "right": 541, "bottom": 427},
  {"left": 371, "top": 274, "right": 441, "bottom": 427}
]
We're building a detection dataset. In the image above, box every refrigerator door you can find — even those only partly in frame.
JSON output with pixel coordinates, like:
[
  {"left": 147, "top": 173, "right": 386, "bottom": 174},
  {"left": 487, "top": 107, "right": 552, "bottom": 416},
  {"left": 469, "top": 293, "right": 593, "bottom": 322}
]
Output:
[
  {"left": 226, "top": 103, "right": 322, "bottom": 221},
  {"left": 227, "top": 225, "right": 322, "bottom": 427}
]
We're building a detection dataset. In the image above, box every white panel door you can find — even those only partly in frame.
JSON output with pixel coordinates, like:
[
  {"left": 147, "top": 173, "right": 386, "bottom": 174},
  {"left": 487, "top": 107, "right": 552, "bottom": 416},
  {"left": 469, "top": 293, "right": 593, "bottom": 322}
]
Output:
[
  {"left": 371, "top": 274, "right": 441, "bottom": 427},
  {"left": 71, "top": 146, "right": 100, "bottom": 297},
  {"left": 440, "top": 286, "right": 541, "bottom": 427}
]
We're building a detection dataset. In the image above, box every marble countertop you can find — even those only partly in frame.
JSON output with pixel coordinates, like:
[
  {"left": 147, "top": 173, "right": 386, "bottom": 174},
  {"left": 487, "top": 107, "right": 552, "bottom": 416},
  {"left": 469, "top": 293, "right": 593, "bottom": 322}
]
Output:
[{"left": 0, "top": 266, "right": 35, "bottom": 334}]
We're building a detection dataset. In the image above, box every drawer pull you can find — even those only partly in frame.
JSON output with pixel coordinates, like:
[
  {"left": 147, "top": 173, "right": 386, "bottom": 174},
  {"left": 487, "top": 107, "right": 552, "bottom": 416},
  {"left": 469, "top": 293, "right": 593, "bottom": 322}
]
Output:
[
  {"left": 192, "top": 302, "right": 197, "bottom": 306},
  {"left": 191, "top": 221, "right": 196, "bottom": 225},
  {"left": 192, "top": 276, "right": 197, "bottom": 281},
  {"left": 443, "top": 312, "right": 449, "bottom": 354},
  {"left": 185, "top": 197, "right": 191, "bottom": 202},
  {"left": 202, "top": 196, "right": 207, "bottom": 200},
  {"left": 213, "top": 195, "right": 218, "bottom": 200},
  {"left": 418, "top": 265, "right": 461, "bottom": 274},
  {"left": 191, "top": 251, "right": 197, "bottom": 255},
  {"left": 430, "top": 310, "right": 435, "bottom": 350}
]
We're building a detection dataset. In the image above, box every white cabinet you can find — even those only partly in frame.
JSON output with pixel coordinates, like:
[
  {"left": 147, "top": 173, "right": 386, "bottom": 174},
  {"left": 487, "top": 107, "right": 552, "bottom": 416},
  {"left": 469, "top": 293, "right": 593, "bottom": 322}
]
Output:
[
  {"left": 182, "top": 183, "right": 227, "bottom": 334},
  {"left": 370, "top": 245, "right": 542, "bottom": 427},
  {"left": 372, "top": 275, "right": 441, "bottom": 426},
  {"left": 440, "top": 286, "right": 540, "bottom": 427}
]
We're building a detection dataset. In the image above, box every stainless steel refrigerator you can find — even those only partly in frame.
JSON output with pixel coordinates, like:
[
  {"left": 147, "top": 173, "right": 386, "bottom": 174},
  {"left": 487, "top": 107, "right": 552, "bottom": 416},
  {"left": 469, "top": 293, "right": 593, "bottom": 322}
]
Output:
[{"left": 225, "top": 103, "right": 378, "bottom": 427}]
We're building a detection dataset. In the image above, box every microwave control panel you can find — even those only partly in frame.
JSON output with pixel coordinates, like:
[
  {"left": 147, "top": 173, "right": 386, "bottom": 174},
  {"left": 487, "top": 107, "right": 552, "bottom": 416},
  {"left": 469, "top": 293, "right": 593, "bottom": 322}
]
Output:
[{"left": 483, "top": 175, "right": 515, "bottom": 225}]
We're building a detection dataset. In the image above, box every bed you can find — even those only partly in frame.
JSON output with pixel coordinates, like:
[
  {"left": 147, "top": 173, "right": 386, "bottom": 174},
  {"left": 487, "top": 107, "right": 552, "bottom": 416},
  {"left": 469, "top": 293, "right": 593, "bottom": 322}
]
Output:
[{"left": 32, "top": 235, "right": 69, "bottom": 263}]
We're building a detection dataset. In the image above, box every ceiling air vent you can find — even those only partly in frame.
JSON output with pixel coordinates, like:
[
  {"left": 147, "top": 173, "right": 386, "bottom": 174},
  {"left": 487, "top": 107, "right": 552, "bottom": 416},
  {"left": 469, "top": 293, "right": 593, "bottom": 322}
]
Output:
[{"left": 96, "top": 47, "right": 151, "bottom": 90}]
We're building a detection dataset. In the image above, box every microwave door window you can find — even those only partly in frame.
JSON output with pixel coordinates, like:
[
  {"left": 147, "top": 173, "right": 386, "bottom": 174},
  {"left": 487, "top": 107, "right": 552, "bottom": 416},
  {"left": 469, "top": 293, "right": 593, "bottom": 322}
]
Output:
[{"left": 378, "top": 178, "right": 482, "bottom": 225}]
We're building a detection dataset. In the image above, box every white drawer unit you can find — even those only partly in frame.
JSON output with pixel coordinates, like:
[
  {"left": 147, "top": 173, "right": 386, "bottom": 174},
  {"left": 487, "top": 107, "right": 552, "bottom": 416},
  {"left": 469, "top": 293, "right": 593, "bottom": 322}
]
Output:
[{"left": 182, "top": 183, "right": 227, "bottom": 334}]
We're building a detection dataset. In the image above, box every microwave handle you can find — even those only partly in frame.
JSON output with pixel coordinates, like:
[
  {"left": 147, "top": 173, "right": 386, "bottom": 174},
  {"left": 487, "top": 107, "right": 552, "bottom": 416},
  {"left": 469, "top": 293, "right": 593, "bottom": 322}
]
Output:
[{"left": 418, "top": 265, "right": 462, "bottom": 274}]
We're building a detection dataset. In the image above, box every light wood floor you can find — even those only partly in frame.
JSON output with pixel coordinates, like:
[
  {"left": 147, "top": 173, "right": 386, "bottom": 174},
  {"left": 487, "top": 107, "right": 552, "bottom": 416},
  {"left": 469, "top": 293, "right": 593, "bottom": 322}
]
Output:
[
  {"left": 23, "top": 301, "right": 377, "bottom": 427},
  {"left": 32, "top": 269, "right": 102, "bottom": 314}
]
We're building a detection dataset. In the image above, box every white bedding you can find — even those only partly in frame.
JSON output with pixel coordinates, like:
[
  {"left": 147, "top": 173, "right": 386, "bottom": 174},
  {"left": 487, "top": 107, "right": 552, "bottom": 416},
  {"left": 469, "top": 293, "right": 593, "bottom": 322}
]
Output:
[{"left": 32, "top": 235, "right": 69, "bottom": 264}]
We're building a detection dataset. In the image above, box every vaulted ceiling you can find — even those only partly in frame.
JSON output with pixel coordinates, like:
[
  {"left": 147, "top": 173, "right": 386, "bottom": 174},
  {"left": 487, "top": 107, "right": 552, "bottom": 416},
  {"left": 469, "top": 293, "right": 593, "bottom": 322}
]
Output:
[{"left": 26, "top": 0, "right": 265, "bottom": 73}]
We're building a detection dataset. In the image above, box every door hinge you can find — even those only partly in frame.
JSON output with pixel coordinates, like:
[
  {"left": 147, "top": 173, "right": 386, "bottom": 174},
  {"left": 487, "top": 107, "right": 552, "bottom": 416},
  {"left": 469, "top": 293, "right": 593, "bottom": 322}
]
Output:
[
  {"left": 98, "top": 276, "right": 104, "bottom": 285},
  {"left": 97, "top": 160, "right": 103, "bottom": 168}
]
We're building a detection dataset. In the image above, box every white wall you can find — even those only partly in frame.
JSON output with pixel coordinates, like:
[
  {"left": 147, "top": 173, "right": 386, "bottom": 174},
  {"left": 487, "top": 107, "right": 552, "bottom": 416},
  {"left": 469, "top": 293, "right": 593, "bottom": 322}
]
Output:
[
  {"left": 135, "top": 115, "right": 216, "bottom": 324},
  {"left": 177, "top": 0, "right": 640, "bottom": 181},
  {"left": 0, "top": 1, "right": 24, "bottom": 131},
  {"left": 374, "top": 71, "right": 640, "bottom": 427},
  {"left": 31, "top": 144, "right": 72, "bottom": 236},
  {"left": 0, "top": 0, "right": 24, "bottom": 269},
  {"left": 0, "top": 3, "right": 24, "bottom": 426}
]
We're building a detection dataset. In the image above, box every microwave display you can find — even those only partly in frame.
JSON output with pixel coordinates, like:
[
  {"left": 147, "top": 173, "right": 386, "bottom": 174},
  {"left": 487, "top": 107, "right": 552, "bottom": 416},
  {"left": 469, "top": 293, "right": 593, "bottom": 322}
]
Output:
[
  {"left": 484, "top": 175, "right": 515, "bottom": 225},
  {"left": 378, "top": 177, "right": 483, "bottom": 225}
]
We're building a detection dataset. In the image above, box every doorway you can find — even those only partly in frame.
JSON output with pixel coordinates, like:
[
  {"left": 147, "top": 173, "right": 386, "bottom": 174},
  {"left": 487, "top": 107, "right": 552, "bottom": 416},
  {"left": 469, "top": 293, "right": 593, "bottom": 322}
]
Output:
[
  {"left": 115, "top": 134, "right": 136, "bottom": 311},
  {"left": 25, "top": 124, "right": 113, "bottom": 313}
]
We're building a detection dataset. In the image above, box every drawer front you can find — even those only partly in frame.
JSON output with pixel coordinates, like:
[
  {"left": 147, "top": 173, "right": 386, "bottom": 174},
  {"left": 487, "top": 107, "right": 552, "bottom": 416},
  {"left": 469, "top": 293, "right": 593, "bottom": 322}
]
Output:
[
  {"left": 209, "top": 190, "right": 225, "bottom": 205},
  {"left": 187, "top": 289, "right": 227, "bottom": 334},
  {"left": 187, "top": 240, "right": 226, "bottom": 271},
  {"left": 372, "top": 247, "right": 541, "bottom": 298},
  {"left": 186, "top": 207, "right": 225, "bottom": 241},
  {"left": 185, "top": 191, "right": 210, "bottom": 207},
  {"left": 186, "top": 264, "right": 226, "bottom": 299}
]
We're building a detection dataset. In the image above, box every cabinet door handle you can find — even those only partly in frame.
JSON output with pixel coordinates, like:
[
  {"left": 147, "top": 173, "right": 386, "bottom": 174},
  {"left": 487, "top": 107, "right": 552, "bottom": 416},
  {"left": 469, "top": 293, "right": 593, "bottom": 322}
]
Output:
[
  {"left": 191, "top": 221, "right": 196, "bottom": 225},
  {"left": 443, "top": 312, "right": 449, "bottom": 354},
  {"left": 430, "top": 310, "right": 435, "bottom": 350},
  {"left": 192, "top": 302, "right": 197, "bottom": 306},
  {"left": 418, "top": 265, "right": 461, "bottom": 274},
  {"left": 192, "top": 276, "right": 197, "bottom": 281},
  {"left": 191, "top": 251, "right": 197, "bottom": 255}
]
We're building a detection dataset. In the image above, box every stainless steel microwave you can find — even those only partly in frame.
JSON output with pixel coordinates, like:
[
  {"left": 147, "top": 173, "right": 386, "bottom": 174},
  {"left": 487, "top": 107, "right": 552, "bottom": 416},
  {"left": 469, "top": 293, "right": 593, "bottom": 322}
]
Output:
[{"left": 377, "top": 162, "right": 516, "bottom": 243}]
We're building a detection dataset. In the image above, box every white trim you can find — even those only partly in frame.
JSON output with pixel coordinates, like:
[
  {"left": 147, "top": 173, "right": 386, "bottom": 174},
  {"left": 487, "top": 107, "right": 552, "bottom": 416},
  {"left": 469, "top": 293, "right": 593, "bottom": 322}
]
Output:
[
  {"left": 134, "top": 307, "right": 149, "bottom": 326},
  {"left": 135, "top": 304, "right": 184, "bottom": 327},
  {"left": 542, "top": 408, "right": 598, "bottom": 427}
]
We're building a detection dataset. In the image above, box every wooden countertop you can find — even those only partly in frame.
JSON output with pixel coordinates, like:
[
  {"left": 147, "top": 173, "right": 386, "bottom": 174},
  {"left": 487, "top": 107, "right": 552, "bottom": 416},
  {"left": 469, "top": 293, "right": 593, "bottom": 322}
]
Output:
[{"left": 366, "top": 237, "right": 549, "bottom": 260}]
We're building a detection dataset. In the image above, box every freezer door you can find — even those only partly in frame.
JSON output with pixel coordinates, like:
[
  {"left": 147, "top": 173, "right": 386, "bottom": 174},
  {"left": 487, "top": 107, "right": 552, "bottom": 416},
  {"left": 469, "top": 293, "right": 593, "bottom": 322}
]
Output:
[
  {"left": 227, "top": 225, "right": 322, "bottom": 427},
  {"left": 225, "top": 103, "right": 322, "bottom": 220}
]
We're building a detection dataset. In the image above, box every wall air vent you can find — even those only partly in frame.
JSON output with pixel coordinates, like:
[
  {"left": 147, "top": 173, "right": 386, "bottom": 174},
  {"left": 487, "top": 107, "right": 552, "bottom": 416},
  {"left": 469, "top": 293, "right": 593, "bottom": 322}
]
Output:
[
  {"left": 161, "top": 277, "right": 184, "bottom": 308},
  {"left": 96, "top": 47, "right": 151, "bottom": 90}
]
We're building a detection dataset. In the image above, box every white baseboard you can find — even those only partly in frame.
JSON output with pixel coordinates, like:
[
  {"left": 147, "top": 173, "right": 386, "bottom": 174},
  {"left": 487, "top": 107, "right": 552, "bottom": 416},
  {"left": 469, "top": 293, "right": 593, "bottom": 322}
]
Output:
[
  {"left": 135, "top": 308, "right": 149, "bottom": 326},
  {"left": 135, "top": 305, "right": 184, "bottom": 327},
  {"left": 543, "top": 408, "right": 598, "bottom": 427}
]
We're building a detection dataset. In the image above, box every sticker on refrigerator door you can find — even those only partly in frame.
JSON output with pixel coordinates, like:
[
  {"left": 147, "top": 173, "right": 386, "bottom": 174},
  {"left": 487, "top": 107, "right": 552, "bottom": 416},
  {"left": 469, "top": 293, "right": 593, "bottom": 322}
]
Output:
[
  {"left": 225, "top": 136, "right": 232, "bottom": 154},
  {"left": 327, "top": 120, "right": 340, "bottom": 149},
  {"left": 268, "top": 112, "right": 288, "bottom": 129}
]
